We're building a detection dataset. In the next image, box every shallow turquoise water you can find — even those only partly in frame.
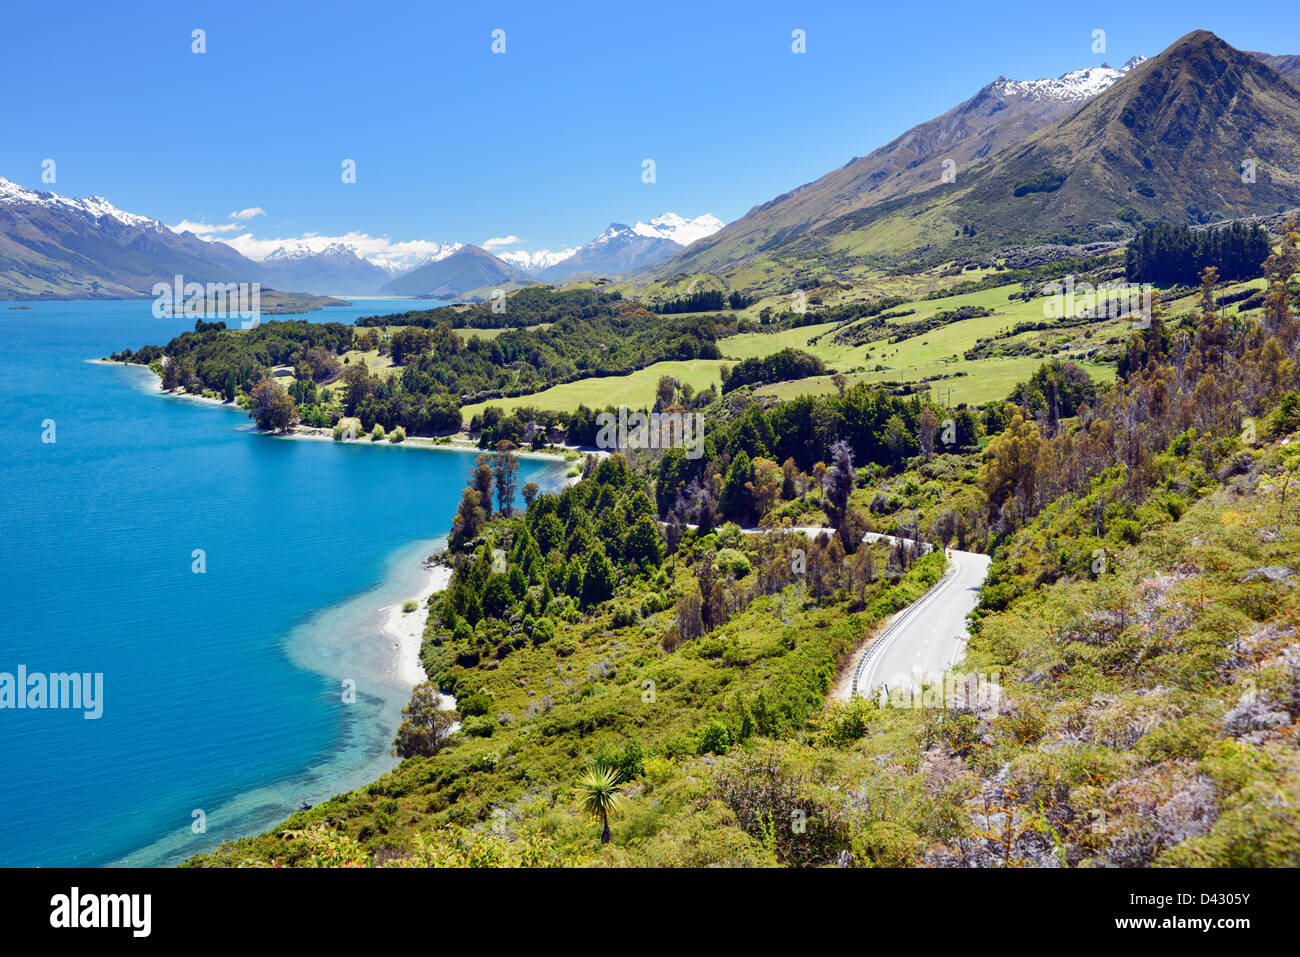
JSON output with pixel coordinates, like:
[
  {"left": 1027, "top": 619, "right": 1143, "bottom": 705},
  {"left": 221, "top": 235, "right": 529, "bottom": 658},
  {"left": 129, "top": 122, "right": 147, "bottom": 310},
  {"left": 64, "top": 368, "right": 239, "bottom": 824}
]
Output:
[{"left": 0, "top": 299, "right": 567, "bottom": 866}]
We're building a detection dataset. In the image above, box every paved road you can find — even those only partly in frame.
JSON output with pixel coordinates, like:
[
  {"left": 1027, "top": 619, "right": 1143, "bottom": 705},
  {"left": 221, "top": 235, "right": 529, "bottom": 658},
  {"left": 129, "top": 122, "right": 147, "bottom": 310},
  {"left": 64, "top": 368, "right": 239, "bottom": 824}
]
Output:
[
  {"left": 851, "top": 547, "right": 991, "bottom": 698},
  {"left": 738, "top": 526, "right": 990, "bottom": 695}
]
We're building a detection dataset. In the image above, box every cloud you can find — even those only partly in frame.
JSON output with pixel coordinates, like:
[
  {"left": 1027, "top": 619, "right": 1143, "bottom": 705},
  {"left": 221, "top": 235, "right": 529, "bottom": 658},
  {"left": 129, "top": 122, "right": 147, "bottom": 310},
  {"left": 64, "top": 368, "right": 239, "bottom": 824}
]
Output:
[
  {"left": 172, "top": 219, "right": 240, "bottom": 236},
  {"left": 215, "top": 230, "right": 460, "bottom": 270},
  {"left": 482, "top": 235, "right": 522, "bottom": 249},
  {"left": 171, "top": 206, "right": 264, "bottom": 239}
]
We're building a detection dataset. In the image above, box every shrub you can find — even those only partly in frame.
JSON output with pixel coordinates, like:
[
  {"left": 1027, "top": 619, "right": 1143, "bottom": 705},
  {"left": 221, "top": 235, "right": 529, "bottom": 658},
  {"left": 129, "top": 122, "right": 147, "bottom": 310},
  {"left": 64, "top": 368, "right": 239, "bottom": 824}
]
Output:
[
  {"left": 852, "top": 821, "right": 922, "bottom": 867},
  {"left": 333, "top": 417, "right": 361, "bottom": 440},
  {"left": 819, "top": 698, "right": 876, "bottom": 748},
  {"left": 460, "top": 714, "right": 495, "bottom": 737},
  {"left": 370, "top": 423, "right": 385, "bottom": 441},
  {"left": 401, "top": 599, "right": 418, "bottom": 613},
  {"left": 1012, "top": 169, "right": 1067, "bottom": 197},
  {"left": 698, "top": 720, "right": 733, "bottom": 755},
  {"left": 452, "top": 619, "right": 473, "bottom": 644},
  {"left": 612, "top": 603, "right": 640, "bottom": 628},
  {"left": 714, "top": 548, "right": 752, "bottom": 578},
  {"left": 643, "top": 755, "right": 675, "bottom": 789},
  {"left": 459, "top": 693, "right": 492, "bottom": 717},
  {"left": 1110, "top": 519, "right": 1141, "bottom": 545},
  {"left": 389, "top": 426, "right": 407, "bottom": 443},
  {"left": 532, "top": 617, "right": 555, "bottom": 644},
  {"left": 715, "top": 522, "right": 745, "bottom": 549}
]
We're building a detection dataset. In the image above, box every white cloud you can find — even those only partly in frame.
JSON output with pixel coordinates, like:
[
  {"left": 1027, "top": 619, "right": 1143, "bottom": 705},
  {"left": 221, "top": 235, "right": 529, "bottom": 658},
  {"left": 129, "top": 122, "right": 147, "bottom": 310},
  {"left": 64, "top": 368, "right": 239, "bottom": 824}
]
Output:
[
  {"left": 172, "top": 219, "right": 240, "bottom": 236},
  {"left": 229, "top": 207, "right": 266, "bottom": 222},
  {"left": 483, "top": 235, "right": 522, "bottom": 249},
  {"left": 216, "top": 230, "right": 459, "bottom": 270}
]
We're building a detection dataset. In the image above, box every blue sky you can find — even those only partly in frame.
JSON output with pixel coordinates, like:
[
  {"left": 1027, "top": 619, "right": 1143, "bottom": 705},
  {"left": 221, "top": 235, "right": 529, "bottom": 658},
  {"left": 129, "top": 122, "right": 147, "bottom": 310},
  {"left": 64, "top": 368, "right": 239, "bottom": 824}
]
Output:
[{"left": 1, "top": 0, "right": 1296, "bottom": 262}]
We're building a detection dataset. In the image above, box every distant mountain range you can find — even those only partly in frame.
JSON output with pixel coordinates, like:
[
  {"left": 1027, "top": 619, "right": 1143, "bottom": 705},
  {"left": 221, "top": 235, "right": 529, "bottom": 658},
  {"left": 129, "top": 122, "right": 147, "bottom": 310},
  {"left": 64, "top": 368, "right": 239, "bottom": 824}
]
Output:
[
  {"left": 6, "top": 32, "right": 1296, "bottom": 303},
  {"left": 258, "top": 241, "right": 393, "bottom": 297},
  {"left": 376, "top": 245, "right": 536, "bottom": 299},
  {"left": 0, "top": 173, "right": 723, "bottom": 300},
  {"left": 0, "top": 177, "right": 266, "bottom": 300},
  {"left": 507, "top": 214, "right": 726, "bottom": 282},
  {"left": 655, "top": 33, "right": 1300, "bottom": 274}
]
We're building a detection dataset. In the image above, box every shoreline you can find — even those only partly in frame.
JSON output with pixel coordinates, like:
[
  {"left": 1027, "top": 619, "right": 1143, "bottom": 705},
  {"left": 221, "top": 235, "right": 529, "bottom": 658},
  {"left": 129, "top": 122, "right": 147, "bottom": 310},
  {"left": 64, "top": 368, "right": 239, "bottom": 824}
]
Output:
[
  {"left": 381, "top": 559, "right": 452, "bottom": 686},
  {"left": 94, "top": 358, "right": 584, "bottom": 466}
]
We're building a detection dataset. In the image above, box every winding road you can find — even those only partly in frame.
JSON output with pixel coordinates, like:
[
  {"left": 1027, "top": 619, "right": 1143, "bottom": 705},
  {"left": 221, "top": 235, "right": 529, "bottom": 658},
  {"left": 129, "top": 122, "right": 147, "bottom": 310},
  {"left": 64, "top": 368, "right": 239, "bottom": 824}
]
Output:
[
  {"left": 742, "top": 527, "right": 991, "bottom": 699},
  {"left": 850, "top": 546, "right": 991, "bottom": 698}
]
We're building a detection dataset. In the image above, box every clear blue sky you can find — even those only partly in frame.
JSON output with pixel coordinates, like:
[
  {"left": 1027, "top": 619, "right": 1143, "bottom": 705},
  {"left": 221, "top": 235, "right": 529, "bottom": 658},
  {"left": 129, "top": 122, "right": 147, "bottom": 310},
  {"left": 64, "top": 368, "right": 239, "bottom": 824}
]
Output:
[{"left": 1, "top": 0, "right": 1296, "bottom": 253}]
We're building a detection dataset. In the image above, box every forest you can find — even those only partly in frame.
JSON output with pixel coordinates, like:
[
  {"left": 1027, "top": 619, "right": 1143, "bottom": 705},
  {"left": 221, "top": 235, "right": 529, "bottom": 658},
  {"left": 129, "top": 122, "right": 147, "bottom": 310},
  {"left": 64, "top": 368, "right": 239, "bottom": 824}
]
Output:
[{"left": 1124, "top": 221, "right": 1272, "bottom": 284}]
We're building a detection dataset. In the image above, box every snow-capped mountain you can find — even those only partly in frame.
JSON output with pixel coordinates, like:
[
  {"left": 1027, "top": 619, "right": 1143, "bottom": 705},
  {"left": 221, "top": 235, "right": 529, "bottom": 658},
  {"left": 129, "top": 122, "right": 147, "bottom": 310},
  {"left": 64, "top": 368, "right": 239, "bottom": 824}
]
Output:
[
  {"left": 536, "top": 213, "right": 723, "bottom": 281},
  {"left": 258, "top": 241, "right": 395, "bottom": 296},
  {"left": 990, "top": 56, "right": 1148, "bottom": 102},
  {"left": 377, "top": 245, "right": 534, "bottom": 299},
  {"left": 486, "top": 214, "right": 720, "bottom": 282},
  {"left": 0, "top": 176, "right": 170, "bottom": 233},
  {"left": 497, "top": 247, "right": 579, "bottom": 273},
  {"left": 632, "top": 212, "right": 725, "bottom": 247},
  {"left": 0, "top": 176, "right": 266, "bottom": 300},
  {"left": 657, "top": 55, "right": 1154, "bottom": 274}
]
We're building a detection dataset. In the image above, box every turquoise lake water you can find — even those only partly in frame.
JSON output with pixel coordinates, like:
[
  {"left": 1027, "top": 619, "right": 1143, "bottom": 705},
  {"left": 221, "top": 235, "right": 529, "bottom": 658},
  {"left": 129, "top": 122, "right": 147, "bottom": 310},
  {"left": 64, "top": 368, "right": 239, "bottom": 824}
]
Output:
[{"left": 0, "top": 298, "right": 568, "bottom": 867}]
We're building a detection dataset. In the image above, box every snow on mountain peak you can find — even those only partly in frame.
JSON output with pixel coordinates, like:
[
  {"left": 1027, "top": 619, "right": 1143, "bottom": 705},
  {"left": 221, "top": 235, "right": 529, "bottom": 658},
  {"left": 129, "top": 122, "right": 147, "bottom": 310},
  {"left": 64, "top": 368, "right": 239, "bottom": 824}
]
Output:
[
  {"left": 990, "top": 55, "right": 1146, "bottom": 103},
  {"left": 0, "top": 176, "right": 165, "bottom": 231},
  {"left": 631, "top": 212, "right": 724, "bottom": 246},
  {"left": 265, "top": 240, "right": 364, "bottom": 262},
  {"left": 497, "top": 247, "right": 578, "bottom": 272}
]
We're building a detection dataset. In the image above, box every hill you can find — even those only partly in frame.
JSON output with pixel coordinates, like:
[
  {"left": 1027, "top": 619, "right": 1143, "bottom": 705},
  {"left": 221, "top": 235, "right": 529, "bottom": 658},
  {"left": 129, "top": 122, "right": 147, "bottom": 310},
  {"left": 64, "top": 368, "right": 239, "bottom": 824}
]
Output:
[
  {"left": 656, "top": 33, "right": 1300, "bottom": 275},
  {"left": 378, "top": 245, "right": 536, "bottom": 300}
]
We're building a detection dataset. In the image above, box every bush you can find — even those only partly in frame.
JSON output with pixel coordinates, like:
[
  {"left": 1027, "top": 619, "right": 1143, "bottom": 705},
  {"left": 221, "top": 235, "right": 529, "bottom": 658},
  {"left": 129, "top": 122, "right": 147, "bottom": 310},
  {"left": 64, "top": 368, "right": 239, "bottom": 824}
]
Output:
[
  {"left": 716, "top": 522, "right": 745, "bottom": 549},
  {"left": 389, "top": 426, "right": 407, "bottom": 443},
  {"left": 1110, "top": 519, "right": 1141, "bottom": 545},
  {"left": 402, "top": 600, "right": 418, "bottom": 613},
  {"left": 459, "top": 693, "right": 492, "bottom": 717},
  {"left": 370, "top": 423, "right": 385, "bottom": 441},
  {"left": 852, "top": 821, "right": 922, "bottom": 867},
  {"left": 532, "top": 617, "right": 555, "bottom": 645},
  {"left": 643, "top": 755, "right": 675, "bottom": 789},
  {"left": 1012, "top": 169, "right": 1067, "bottom": 197},
  {"left": 819, "top": 698, "right": 876, "bottom": 748},
  {"left": 333, "top": 417, "right": 361, "bottom": 441},
  {"left": 460, "top": 714, "right": 495, "bottom": 737},
  {"left": 714, "top": 548, "right": 752, "bottom": 578},
  {"left": 612, "top": 604, "right": 640, "bottom": 628},
  {"left": 698, "top": 720, "right": 733, "bottom": 755}
]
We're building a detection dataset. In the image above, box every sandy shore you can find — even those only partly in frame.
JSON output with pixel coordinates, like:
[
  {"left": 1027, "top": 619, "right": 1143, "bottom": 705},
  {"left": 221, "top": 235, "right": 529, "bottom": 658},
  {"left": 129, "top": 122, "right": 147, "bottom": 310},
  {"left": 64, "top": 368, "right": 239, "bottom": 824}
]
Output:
[
  {"left": 382, "top": 560, "right": 453, "bottom": 686},
  {"left": 98, "top": 359, "right": 607, "bottom": 476}
]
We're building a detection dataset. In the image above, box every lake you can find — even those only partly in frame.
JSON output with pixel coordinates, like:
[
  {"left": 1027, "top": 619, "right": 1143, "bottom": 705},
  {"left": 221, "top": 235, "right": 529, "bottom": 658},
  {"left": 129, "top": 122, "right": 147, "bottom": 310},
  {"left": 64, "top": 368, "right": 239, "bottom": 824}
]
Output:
[{"left": 0, "top": 298, "right": 569, "bottom": 867}]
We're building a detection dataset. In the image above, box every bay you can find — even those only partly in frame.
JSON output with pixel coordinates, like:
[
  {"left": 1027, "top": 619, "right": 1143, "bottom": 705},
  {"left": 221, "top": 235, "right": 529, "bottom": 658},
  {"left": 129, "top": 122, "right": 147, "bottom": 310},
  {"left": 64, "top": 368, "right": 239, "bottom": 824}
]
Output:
[{"left": 0, "top": 298, "right": 568, "bottom": 867}]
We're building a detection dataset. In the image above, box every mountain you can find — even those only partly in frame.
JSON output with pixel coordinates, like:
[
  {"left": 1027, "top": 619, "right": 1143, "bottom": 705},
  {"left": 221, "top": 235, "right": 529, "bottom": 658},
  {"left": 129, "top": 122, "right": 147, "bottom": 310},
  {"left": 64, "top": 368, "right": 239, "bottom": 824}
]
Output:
[
  {"left": 376, "top": 244, "right": 535, "bottom": 299},
  {"left": 660, "top": 34, "right": 1300, "bottom": 272},
  {"left": 655, "top": 60, "right": 1145, "bottom": 274},
  {"left": 0, "top": 177, "right": 265, "bottom": 299},
  {"left": 1251, "top": 52, "right": 1300, "bottom": 86},
  {"left": 539, "top": 224, "right": 676, "bottom": 281},
  {"left": 497, "top": 246, "right": 578, "bottom": 274},
  {"left": 632, "top": 212, "right": 725, "bottom": 246},
  {"left": 537, "top": 213, "right": 724, "bottom": 281},
  {"left": 867, "top": 31, "right": 1300, "bottom": 255},
  {"left": 257, "top": 241, "right": 392, "bottom": 296}
]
